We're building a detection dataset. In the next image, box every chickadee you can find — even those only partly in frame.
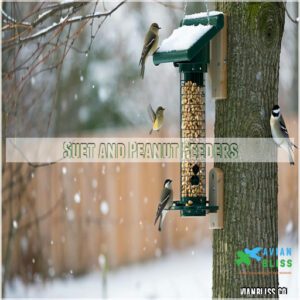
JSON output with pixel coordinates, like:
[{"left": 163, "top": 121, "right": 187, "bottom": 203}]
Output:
[
  {"left": 270, "top": 104, "right": 297, "bottom": 165},
  {"left": 148, "top": 104, "right": 165, "bottom": 134},
  {"left": 139, "top": 23, "right": 161, "bottom": 79},
  {"left": 154, "top": 179, "right": 173, "bottom": 231}
]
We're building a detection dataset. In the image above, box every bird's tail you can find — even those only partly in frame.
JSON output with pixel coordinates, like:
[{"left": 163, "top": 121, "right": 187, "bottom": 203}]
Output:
[
  {"left": 158, "top": 211, "right": 167, "bottom": 232},
  {"left": 288, "top": 146, "right": 295, "bottom": 165},
  {"left": 140, "top": 61, "right": 145, "bottom": 79},
  {"left": 158, "top": 215, "right": 162, "bottom": 231}
]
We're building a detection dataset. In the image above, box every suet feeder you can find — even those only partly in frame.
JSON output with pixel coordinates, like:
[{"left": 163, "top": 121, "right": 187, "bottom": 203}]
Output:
[{"left": 153, "top": 12, "right": 226, "bottom": 223}]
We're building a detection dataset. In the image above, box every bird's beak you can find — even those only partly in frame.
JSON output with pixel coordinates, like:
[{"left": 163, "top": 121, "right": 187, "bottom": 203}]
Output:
[
  {"left": 159, "top": 26, "right": 162, "bottom": 29},
  {"left": 162, "top": 107, "right": 165, "bottom": 110}
]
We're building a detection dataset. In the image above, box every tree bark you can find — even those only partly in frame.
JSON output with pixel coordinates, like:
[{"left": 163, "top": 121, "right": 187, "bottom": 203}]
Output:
[{"left": 213, "top": 2, "right": 285, "bottom": 298}]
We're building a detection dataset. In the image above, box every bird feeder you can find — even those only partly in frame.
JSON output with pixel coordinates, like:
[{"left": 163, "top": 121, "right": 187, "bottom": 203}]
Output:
[{"left": 153, "top": 12, "right": 226, "bottom": 221}]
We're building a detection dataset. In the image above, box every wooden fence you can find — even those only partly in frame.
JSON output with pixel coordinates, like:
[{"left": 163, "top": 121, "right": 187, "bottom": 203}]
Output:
[
  {"left": 2, "top": 162, "right": 211, "bottom": 282},
  {"left": 2, "top": 120, "right": 298, "bottom": 282}
]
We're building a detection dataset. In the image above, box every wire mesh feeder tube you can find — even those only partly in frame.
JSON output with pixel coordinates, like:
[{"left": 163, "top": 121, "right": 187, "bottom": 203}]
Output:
[{"left": 180, "top": 72, "right": 206, "bottom": 216}]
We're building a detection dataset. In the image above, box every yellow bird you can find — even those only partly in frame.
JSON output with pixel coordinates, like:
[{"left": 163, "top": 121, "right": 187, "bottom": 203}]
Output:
[{"left": 148, "top": 104, "right": 165, "bottom": 134}]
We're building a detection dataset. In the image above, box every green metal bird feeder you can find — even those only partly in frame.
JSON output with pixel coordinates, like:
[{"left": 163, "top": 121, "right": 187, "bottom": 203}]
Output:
[{"left": 153, "top": 12, "right": 225, "bottom": 221}]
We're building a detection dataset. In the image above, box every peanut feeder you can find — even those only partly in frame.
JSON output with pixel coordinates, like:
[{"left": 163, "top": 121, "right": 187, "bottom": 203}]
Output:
[{"left": 153, "top": 12, "right": 225, "bottom": 218}]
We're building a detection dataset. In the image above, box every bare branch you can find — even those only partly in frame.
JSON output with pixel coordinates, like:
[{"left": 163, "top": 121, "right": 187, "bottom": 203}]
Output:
[
  {"left": 2, "top": 196, "right": 64, "bottom": 236},
  {"left": 31, "top": 2, "right": 87, "bottom": 27},
  {"left": 2, "top": 1, "right": 126, "bottom": 51},
  {"left": 283, "top": 1, "right": 299, "bottom": 24},
  {"left": 7, "top": 138, "right": 65, "bottom": 168},
  {"left": 154, "top": 1, "right": 184, "bottom": 11},
  {"left": 1, "top": 9, "right": 31, "bottom": 27}
]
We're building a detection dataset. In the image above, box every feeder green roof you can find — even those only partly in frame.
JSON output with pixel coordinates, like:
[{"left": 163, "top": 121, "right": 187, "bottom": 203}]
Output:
[{"left": 153, "top": 12, "right": 224, "bottom": 66}]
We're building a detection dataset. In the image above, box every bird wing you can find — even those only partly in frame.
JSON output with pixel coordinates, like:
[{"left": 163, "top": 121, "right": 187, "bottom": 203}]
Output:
[
  {"left": 154, "top": 188, "right": 170, "bottom": 225},
  {"left": 278, "top": 115, "right": 297, "bottom": 148},
  {"left": 139, "top": 31, "right": 156, "bottom": 65},
  {"left": 279, "top": 115, "right": 289, "bottom": 138},
  {"left": 147, "top": 104, "right": 156, "bottom": 123}
]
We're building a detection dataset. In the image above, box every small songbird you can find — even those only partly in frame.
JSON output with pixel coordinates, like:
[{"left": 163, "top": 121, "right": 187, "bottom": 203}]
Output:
[
  {"left": 139, "top": 23, "right": 161, "bottom": 79},
  {"left": 154, "top": 179, "right": 173, "bottom": 232},
  {"left": 270, "top": 104, "right": 297, "bottom": 165},
  {"left": 148, "top": 104, "right": 165, "bottom": 134}
]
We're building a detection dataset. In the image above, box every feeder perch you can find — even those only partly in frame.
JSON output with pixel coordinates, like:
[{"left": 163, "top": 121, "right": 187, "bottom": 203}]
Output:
[
  {"left": 209, "top": 168, "right": 224, "bottom": 229},
  {"left": 153, "top": 12, "right": 225, "bottom": 217}
]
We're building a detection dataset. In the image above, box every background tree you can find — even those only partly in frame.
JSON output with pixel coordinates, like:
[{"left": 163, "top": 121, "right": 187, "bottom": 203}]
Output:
[
  {"left": 2, "top": 2, "right": 183, "bottom": 296},
  {"left": 213, "top": 2, "right": 285, "bottom": 298}
]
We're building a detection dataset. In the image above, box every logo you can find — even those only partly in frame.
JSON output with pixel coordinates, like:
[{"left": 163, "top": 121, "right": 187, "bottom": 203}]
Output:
[
  {"left": 235, "top": 247, "right": 293, "bottom": 275},
  {"left": 240, "top": 287, "right": 288, "bottom": 296}
]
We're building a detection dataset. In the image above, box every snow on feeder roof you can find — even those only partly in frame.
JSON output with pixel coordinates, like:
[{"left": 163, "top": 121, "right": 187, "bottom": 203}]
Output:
[
  {"left": 153, "top": 12, "right": 224, "bottom": 67},
  {"left": 183, "top": 10, "right": 223, "bottom": 20},
  {"left": 157, "top": 25, "right": 213, "bottom": 53}
]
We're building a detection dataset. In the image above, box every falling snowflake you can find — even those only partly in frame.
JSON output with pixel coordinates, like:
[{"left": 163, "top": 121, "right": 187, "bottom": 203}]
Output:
[
  {"left": 50, "top": 240, "right": 54, "bottom": 245},
  {"left": 48, "top": 267, "right": 55, "bottom": 277},
  {"left": 32, "top": 258, "right": 35, "bottom": 264},
  {"left": 74, "top": 192, "right": 81, "bottom": 204},
  {"left": 101, "top": 165, "right": 106, "bottom": 175},
  {"left": 12, "top": 220, "right": 18, "bottom": 229},
  {"left": 100, "top": 201, "right": 109, "bottom": 215},
  {"left": 80, "top": 75, "right": 84, "bottom": 82},
  {"left": 155, "top": 248, "right": 162, "bottom": 258},
  {"left": 256, "top": 71, "right": 262, "bottom": 81},
  {"left": 144, "top": 197, "right": 148, "bottom": 204},
  {"left": 67, "top": 209, "right": 75, "bottom": 221},
  {"left": 74, "top": 94, "right": 78, "bottom": 100},
  {"left": 78, "top": 106, "right": 89, "bottom": 123},
  {"left": 20, "top": 236, "right": 29, "bottom": 254},
  {"left": 285, "top": 221, "right": 293, "bottom": 234},
  {"left": 92, "top": 179, "right": 98, "bottom": 189},
  {"left": 116, "top": 165, "right": 121, "bottom": 173},
  {"left": 62, "top": 167, "right": 67, "bottom": 175},
  {"left": 98, "top": 254, "right": 106, "bottom": 268}
]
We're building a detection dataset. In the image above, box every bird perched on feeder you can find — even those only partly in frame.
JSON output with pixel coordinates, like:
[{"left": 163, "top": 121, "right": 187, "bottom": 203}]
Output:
[
  {"left": 139, "top": 23, "right": 161, "bottom": 79},
  {"left": 154, "top": 179, "right": 173, "bottom": 231},
  {"left": 270, "top": 104, "right": 297, "bottom": 165},
  {"left": 148, "top": 104, "right": 165, "bottom": 134}
]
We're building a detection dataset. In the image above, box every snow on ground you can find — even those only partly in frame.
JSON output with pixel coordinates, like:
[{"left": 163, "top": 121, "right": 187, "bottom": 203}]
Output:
[
  {"left": 6, "top": 243, "right": 213, "bottom": 298},
  {"left": 6, "top": 241, "right": 299, "bottom": 299}
]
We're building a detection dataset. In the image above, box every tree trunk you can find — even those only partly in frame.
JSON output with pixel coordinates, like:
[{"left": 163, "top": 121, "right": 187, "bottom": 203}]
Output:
[{"left": 213, "top": 2, "right": 285, "bottom": 298}]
